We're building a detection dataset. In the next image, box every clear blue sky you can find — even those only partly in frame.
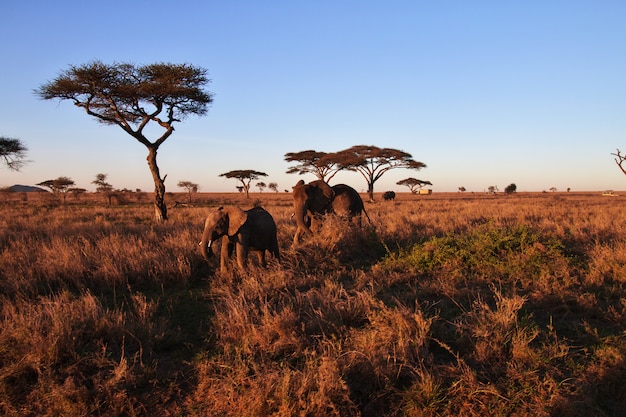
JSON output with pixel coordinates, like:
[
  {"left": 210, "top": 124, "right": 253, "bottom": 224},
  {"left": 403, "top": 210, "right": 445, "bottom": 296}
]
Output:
[{"left": 1, "top": 1, "right": 625, "bottom": 193}]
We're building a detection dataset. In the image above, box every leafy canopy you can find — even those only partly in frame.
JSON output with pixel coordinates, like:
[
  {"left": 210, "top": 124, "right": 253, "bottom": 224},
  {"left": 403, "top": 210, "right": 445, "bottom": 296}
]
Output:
[
  {"left": 0, "top": 137, "right": 28, "bottom": 171},
  {"left": 284, "top": 150, "right": 343, "bottom": 182},
  {"left": 35, "top": 61, "right": 213, "bottom": 147},
  {"left": 397, "top": 177, "right": 432, "bottom": 193}
]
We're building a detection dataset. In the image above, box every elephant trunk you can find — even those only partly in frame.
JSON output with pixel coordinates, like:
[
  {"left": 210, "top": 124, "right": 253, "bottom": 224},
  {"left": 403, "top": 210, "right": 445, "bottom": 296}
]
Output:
[
  {"left": 200, "top": 224, "right": 215, "bottom": 261},
  {"left": 294, "top": 203, "right": 313, "bottom": 238}
]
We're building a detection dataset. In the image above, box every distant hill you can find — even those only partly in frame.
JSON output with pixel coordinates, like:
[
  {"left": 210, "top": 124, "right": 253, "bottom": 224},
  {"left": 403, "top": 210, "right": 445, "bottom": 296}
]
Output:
[{"left": 6, "top": 184, "right": 48, "bottom": 193}]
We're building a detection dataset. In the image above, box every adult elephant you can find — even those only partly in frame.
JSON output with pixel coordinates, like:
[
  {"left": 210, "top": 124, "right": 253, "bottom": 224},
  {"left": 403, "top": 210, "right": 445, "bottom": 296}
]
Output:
[
  {"left": 292, "top": 179, "right": 368, "bottom": 245},
  {"left": 199, "top": 206, "right": 280, "bottom": 272},
  {"left": 382, "top": 191, "right": 396, "bottom": 201}
]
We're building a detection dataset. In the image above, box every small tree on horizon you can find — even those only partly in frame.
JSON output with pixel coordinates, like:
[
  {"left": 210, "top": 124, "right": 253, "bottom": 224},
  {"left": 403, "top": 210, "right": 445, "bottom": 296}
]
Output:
[
  {"left": 177, "top": 180, "right": 199, "bottom": 203},
  {"left": 504, "top": 183, "right": 517, "bottom": 194},
  {"left": 219, "top": 170, "right": 268, "bottom": 198},
  {"left": 36, "top": 61, "right": 213, "bottom": 222},
  {"left": 37, "top": 176, "right": 75, "bottom": 204},
  {"left": 268, "top": 182, "right": 279, "bottom": 192},
  {"left": 1, "top": 137, "right": 29, "bottom": 171},
  {"left": 256, "top": 182, "right": 267, "bottom": 193},
  {"left": 397, "top": 178, "right": 432, "bottom": 194},
  {"left": 92, "top": 173, "right": 115, "bottom": 205}
]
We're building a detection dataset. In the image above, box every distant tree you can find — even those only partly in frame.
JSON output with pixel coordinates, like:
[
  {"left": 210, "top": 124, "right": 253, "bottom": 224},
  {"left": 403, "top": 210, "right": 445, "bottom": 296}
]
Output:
[
  {"left": 219, "top": 170, "right": 268, "bottom": 198},
  {"left": 458, "top": 186, "right": 466, "bottom": 193},
  {"left": 268, "top": 182, "right": 279, "bottom": 193},
  {"left": 397, "top": 178, "right": 432, "bottom": 194},
  {"left": 550, "top": 187, "right": 557, "bottom": 193},
  {"left": 36, "top": 61, "right": 213, "bottom": 222},
  {"left": 0, "top": 137, "right": 28, "bottom": 171},
  {"left": 612, "top": 149, "right": 626, "bottom": 175},
  {"left": 487, "top": 186, "right": 498, "bottom": 194},
  {"left": 92, "top": 173, "right": 115, "bottom": 205},
  {"left": 37, "top": 176, "right": 75, "bottom": 204},
  {"left": 334, "top": 145, "right": 426, "bottom": 201},
  {"left": 256, "top": 182, "right": 267, "bottom": 193},
  {"left": 504, "top": 183, "right": 517, "bottom": 194},
  {"left": 236, "top": 186, "right": 244, "bottom": 193},
  {"left": 177, "top": 180, "right": 199, "bottom": 203},
  {"left": 284, "top": 150, "right": 344, "bottom": 182},
  {"left": 70, "top": 188, "right": 87, "bottom": 200}
]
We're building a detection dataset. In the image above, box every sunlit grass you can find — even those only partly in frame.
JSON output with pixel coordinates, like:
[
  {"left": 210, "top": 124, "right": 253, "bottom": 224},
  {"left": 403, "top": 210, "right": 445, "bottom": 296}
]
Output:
[{"left": 1, "top": 191, "right": 625, "bottom": 415}]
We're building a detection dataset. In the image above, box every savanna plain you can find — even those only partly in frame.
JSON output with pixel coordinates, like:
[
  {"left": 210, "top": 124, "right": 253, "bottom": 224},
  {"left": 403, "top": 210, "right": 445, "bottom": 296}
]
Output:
[{"left": 1, "top": 190, "right": 625, "bottom": 416}]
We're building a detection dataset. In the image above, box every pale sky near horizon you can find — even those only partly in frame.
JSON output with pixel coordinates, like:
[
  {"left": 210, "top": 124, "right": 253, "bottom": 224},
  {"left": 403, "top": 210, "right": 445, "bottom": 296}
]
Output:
[{"left": 1, "top": 1, "right": 625, "bottom": 193}]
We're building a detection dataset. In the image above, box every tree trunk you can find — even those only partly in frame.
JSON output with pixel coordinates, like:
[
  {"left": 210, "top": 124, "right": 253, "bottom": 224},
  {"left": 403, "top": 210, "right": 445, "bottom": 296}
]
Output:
[
  {"left": 367, "top": 182, "right": 374, "bottom": 202},
  {"left": 147, "top": 146, "right": 167, "bottom": 221}
]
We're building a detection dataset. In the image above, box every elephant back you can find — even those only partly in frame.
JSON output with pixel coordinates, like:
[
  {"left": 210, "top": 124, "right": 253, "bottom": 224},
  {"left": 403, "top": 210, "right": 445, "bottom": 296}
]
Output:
[{"left": 331, "top": 184, "right": 363, "bottom": 215}]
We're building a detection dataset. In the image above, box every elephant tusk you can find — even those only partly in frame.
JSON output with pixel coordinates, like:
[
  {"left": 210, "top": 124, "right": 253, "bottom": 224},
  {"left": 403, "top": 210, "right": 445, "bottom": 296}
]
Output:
[{"left": 208, "top": 239, "right": 213, "bottom": 248}]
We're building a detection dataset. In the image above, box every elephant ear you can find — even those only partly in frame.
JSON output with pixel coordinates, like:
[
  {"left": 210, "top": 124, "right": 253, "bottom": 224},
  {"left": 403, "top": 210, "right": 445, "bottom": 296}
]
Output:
[
  {"left": 225, "top": 207, "right": 248, "bottom": 236},
  {"left": 309, "top": 180, "right": 335, "bottom": 212}
]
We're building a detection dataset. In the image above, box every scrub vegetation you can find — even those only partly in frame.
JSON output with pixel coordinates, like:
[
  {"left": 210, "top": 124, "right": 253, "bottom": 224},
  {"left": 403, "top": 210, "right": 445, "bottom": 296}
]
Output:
[{"left": 1, "top": 191, "right": 625, "bottom": 416}]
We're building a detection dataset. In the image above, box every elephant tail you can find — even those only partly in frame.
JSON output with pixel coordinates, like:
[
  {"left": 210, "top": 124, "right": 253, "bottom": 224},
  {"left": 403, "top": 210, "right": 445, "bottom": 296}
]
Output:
[{"left": 362, "top": 206, "right": 372, "bottom": 225}]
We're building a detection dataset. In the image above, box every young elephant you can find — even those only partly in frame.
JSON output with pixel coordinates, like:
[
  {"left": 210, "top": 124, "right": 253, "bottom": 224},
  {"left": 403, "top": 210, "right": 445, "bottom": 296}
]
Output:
[{"left": 199, "top": 206, "right": 280, "bottom": 272}]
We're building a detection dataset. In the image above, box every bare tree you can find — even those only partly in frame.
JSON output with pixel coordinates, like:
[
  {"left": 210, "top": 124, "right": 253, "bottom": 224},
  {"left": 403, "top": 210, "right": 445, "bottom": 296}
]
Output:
[
  {"left": 0, "top": 137, "right": 28, "bottom": 171},
  {"left": 334, "top": 145, "right": 426, "bottom": 201},
  {"left": 35, "top": 61, "right": 213, "bottom": 221},
  {"left": 177, "top": 180, "right": 199, "bottom": 204},
  {"left": 284, "top": 150, "right": 344, "bottom": 182},
  {"left": 612, "top": 149, "right": 626, "bottom": 175},
  {"left": 219, "top": 170, "right": 267, "bottom": 198}
]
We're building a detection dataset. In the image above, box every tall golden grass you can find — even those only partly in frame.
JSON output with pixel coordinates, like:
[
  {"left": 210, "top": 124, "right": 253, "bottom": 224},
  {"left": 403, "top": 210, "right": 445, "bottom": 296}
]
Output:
[{"left": 1, "top": 191, "right": 625, "bottom": 416}]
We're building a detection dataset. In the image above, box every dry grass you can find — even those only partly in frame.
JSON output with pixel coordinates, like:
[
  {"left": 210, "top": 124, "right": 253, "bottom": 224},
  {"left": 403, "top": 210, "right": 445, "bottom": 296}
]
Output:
[{"left": 1, "top": 191, "right": 625, "bottom": 416}]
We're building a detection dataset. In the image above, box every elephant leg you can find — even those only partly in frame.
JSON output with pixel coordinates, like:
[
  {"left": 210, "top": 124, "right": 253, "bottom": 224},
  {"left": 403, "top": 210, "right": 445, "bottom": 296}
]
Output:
[
  {"left": 255, "top": 250, "right": 266, "bottom": 268},
  {"left": 294, "top": 227, "right": 303, "bottom": 245},
  {"left": 235, "top": 241, "right": 248, "bottom": 269},
  {"left": 219, "top": 235, "right": 230, "bottom": 272}
]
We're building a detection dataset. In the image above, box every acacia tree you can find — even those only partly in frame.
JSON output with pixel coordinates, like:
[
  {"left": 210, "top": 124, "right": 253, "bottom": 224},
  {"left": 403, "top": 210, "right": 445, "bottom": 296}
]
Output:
[
  {"left": 92, "top": 173, "right": 115, "bottom": 205},
  {"left": 177, "top": 180, "right": 199, "bottom": 203},
  {"left": 256, "top": 182, "right": 267, "bottom": 193},
  {"left": 284, "top": 150, "right": 344, "bottom": 183},
  {"left": 35, "top": 61, "right": 213, "bottom": 221},
  {"left": 37, "top": 176, "right": 75, "bottom": 204},
  {"left": 334, "top": 145, "right": 426, "bottom": 201},
  {"left": 219, "top": 170, "right": 267, "bottom": 198},
  {"left": 0, "top": 137, "right": 28, "bottom": 171},
  {"left": 397, "top": 178, "right": 432, "bottom": 194}
]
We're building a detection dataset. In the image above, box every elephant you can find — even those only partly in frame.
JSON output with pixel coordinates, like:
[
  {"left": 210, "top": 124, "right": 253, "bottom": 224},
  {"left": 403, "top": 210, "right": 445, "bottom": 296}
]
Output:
[
  {"left": 199, "top": 206, "right": 280, "bottom": 272},
  {"left": 382, "top": 191, "right": 396, "bottom": 201},
  {"left": 292, "top": 179, "right": 369, "bottom": 244}
]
